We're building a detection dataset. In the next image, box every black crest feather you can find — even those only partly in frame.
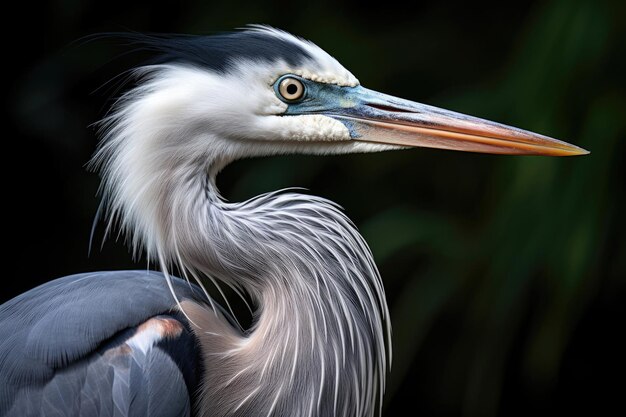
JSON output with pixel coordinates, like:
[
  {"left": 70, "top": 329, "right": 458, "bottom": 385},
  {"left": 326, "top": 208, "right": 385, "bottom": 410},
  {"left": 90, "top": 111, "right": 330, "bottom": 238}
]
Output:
[{"left": 106, "top": 27, "right": 313, "bottom": 73}]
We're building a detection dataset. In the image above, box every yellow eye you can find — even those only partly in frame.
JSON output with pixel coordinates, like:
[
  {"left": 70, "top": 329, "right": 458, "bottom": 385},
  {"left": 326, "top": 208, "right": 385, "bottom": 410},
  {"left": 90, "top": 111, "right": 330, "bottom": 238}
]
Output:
[{"left": 278, "top": 77, "right": 305, "bottom": 101}]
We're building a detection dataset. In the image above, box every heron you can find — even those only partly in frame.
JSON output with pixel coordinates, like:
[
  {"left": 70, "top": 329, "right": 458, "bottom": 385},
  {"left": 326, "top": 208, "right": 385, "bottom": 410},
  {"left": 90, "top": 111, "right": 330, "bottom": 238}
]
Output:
[{"left": 0, "top": 26, "right": 587, "bottom": 417}]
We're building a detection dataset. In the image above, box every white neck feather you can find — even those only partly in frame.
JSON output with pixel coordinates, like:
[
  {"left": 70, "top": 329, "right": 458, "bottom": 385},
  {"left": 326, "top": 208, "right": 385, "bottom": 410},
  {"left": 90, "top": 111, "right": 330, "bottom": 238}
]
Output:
[{"left": 93, "top": 64, "right": 391, "bottom": 417}]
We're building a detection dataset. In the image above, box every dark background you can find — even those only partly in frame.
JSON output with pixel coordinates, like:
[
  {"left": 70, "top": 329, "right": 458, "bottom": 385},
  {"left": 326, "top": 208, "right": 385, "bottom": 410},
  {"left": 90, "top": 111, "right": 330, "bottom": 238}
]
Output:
[{"left": 4, "top": 0, "right": 625, "bottom": 416}]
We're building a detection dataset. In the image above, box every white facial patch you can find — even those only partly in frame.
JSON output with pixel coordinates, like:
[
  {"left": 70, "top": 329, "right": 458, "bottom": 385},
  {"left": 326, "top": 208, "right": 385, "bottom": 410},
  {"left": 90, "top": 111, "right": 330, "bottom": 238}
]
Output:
[
  {"left": 270, "top": 114, "right": 351, "bottom": 142},
  {"left": 196, "top": 60, "right": 354, "bottom": 144}
]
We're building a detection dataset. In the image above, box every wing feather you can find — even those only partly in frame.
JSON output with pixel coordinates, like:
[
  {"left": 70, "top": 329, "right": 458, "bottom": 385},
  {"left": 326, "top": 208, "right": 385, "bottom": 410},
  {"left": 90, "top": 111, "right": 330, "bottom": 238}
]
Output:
[{"left": 0, "top": 271, "right": 212, "bottom": 416}]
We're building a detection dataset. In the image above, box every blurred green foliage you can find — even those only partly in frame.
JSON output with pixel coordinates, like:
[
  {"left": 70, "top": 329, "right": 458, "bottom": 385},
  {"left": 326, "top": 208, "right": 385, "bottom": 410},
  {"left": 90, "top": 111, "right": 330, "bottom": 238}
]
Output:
[{"left": 6, "top": 0, "right": 625, "bottom": 415}]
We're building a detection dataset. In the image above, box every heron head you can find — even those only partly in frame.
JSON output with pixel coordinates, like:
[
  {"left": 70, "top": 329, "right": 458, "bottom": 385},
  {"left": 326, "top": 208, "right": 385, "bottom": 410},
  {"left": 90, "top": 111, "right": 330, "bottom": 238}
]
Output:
[{"left": 103, "top": 25, "right": 586, "bottom": 171}]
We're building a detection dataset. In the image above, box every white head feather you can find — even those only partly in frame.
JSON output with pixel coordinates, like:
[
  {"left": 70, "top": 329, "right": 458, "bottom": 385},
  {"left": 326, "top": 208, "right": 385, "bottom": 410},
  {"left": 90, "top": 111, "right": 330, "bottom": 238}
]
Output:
[{"left": 92, "top": 26, "right": 391, "bottom": 417}]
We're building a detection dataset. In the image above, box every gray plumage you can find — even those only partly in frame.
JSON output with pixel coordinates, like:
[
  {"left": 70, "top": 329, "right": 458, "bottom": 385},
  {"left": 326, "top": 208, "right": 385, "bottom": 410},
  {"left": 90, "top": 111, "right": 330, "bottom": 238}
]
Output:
[
  {"left": 1, "top": 27, "right": 390, "bottom": 417},
  {"left": 0, "top": 271, "right": 211, "bottom": 416},
  {"left": 1, "top": 24, "right": 584, "bottom": 417}
]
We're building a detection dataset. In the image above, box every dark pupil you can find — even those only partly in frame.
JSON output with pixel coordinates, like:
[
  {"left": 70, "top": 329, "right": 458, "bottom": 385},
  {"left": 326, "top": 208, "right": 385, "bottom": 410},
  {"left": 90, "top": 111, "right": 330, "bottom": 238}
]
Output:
[{"left": 286, "top": 83, "right": 299, "bottom": 95}]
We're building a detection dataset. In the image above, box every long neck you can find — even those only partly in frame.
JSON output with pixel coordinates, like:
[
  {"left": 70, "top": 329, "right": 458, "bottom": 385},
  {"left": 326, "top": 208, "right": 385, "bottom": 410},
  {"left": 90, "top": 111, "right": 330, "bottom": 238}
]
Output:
[
  {"left": 173, "top": 165, "right": 389, "bottom": 417},
  {"left": 95, "top": 83, "right": 390, "bottom": 416}
]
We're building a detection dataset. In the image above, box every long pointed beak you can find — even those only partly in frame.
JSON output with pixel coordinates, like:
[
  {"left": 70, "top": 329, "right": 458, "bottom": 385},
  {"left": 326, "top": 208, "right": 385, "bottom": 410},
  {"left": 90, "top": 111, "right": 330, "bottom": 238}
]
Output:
[{"left": 332, "top": 87, "right": 588, "bottom": 156}]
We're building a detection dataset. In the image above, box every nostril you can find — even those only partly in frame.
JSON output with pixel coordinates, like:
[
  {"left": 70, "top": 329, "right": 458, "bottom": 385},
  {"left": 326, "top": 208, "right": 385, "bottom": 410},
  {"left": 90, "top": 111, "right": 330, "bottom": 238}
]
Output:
[{"left": 365, "top": 103, "right": 417, "bottom": 113}]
